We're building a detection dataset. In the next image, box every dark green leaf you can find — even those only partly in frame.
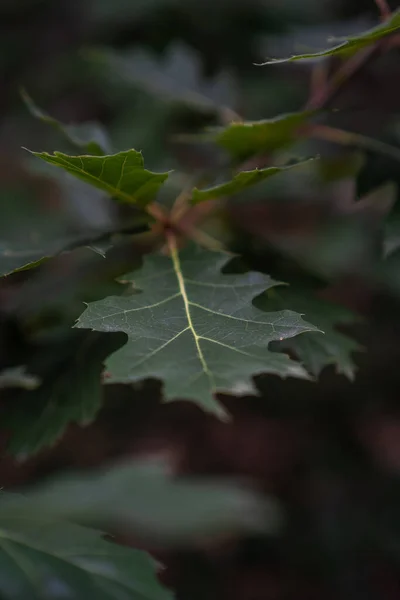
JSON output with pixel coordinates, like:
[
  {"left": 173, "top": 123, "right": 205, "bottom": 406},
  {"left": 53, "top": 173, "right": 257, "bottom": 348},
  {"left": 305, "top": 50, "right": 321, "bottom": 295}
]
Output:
[
  {"left": 192, "top": 160, "right": 314, "bottom": 203},
  {"left": 0, "top": 246, "right": 56, "bottom": 277},
  {"left": 4, "top": 332, "right": 124, "bottom": 457},
  {"left": 0, "top": 513, "right": 171, "bottom": 600},
  {"left": 261, "top": 286, "right": 361, "bottom": 379},
  {"left": 21, "top": 89, "right": 110, "bottom": 156},
  {"left": 77, "top": 244, "right": 317, "bottom": 416},
  {"left": 260, "top": 9, "right": 400, "bottom": 63},
  {"left": 0, "top": 184, "right": 91, "bottom": 277},
  {"left": 213, "top": 111, "right": 311, "bottom": 161},
  {"left": 88, "top": 44, "right": 237, "bottom": 119},
  {"left": 28, "top": 150, "right": 170, "bottom": 207},
  {"left": 0, "top": 460, "right": 280, "bottom": 544}
]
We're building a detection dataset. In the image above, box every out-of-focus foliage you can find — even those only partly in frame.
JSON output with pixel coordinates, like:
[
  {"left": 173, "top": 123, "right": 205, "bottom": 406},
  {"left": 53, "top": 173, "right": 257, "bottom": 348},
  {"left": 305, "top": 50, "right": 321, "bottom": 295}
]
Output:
[
  {"left": 1, "top": 0, "right": 400, "bottom": 599},
  {"left": 0, "top": 459, "right": 278, "bottom": 543},
  {"left": 260, "top": 8, "right": 400, "bottom": 62}
]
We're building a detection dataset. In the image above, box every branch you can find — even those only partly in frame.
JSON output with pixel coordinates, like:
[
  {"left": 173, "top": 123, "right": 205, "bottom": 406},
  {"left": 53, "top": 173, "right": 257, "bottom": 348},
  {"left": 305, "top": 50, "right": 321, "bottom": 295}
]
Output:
[
  {"left": 305, "top": 43, "right": 380, "bottom": 110},
  {"left": 374, "top": 0, "right": 391, "bottom": 20},
  {"left": 309, "top": 124, "right": 400, "bottom": 163}
]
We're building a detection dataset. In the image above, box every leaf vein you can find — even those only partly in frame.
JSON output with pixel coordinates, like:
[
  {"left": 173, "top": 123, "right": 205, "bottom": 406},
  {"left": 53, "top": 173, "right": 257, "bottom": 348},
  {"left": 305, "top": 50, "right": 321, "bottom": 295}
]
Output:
[
  {"left": 86, "top": 293, "right": 181, "bottom": 322},
  {"left": 188, "top": 301, "right": 279, "bottom": 326},
  {"left": 128, "top": 327, "right": 190, "bottom": 370},
  {"left": 169, "top": 240, "right": 216, "bottom": 393}
]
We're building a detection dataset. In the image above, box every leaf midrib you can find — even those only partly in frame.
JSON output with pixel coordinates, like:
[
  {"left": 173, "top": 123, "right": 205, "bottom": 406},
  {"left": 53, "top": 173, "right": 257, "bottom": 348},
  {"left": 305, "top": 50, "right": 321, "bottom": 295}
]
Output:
[{"left": 169, "top": 242, "right": 216, "bottom": 393}]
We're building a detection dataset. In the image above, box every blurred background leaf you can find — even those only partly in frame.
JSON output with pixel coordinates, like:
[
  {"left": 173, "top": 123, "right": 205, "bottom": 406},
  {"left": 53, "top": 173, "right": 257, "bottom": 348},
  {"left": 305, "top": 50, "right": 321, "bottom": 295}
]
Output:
[{"left": 0, "top": 459, "right": 281, "bottom": 545}]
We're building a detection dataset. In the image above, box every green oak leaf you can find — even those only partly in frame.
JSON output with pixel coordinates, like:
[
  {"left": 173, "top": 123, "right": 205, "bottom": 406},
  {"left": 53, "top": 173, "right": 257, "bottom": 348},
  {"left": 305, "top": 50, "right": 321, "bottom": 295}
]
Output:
[
  {"left": 213, "top": 111, "right": 311, "bottom": 161},
  {"left": 21, "top": 89, "right": 110, "bottom": 155},
  {"left": 4, "top": 332, "right": 124, "bottom": 457},
  {"left": 0, "top": 460, "right": 280, "bottom": 544},
  {"left": 28, "top": 150, "right": 170, "bottom": 207},
  {"left": 261, "top": 285, "right": 361, "bottom": 379},
  {"left": 260, "top": 9, "right": 400, "bottom": 63},
  {"left": 192, "top": 160, "right": 313, "bottom": 203},
  {"left": 76, "top": 244, "right": 318, "bottom": 416},
  {"left": 0, "top": 513, "right": 171, "bottom": 600}
]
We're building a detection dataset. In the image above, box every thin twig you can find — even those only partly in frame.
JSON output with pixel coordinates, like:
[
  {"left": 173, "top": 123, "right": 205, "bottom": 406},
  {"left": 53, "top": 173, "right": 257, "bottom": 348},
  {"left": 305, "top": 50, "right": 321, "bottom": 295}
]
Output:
[
  {"left": 180, "top": 226, "right": 226, "bottom": 252},
  {"left": 305, "top": 43, "right": 380, "bottom": 110},
  {"left": 309, "top": 124, "right": 400, "bottom": 163},
  {"left": 374, "top": 0, "right": 392, "bottom": 20},
  {"left": 171, "top": 186, "right": 194, "bottom": 222},
  {"left": 146, "top": 202, "right": 169, "bottom": 223},
  {"left": 309, "top": 61, "right": 329, "bottom": 104}
]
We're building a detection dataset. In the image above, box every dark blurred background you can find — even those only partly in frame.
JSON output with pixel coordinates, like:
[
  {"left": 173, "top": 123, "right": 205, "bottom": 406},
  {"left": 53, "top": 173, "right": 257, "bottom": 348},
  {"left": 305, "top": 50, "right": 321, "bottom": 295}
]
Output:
[{"left": 1, "top": 0, "right": 400, "bottom": 598}]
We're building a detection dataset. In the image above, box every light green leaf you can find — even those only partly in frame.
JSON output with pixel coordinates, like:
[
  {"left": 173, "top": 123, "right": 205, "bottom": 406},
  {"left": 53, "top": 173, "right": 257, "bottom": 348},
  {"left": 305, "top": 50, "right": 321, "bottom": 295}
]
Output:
[
  {"left": 28, "top": 150, "right": 170, "bottom": 207},
  {"left": 21, "top": 89, "right": 110, "bottom": 156},
  {"left": 4, "top": 332, "right": 124, "bottom": 457},
  {"left": 213, "top": 111, "right": 311, "bottom": 161},
  {"left": 192, "top": 160, "right": 313, "bottom": 203},
  {"left": 260, "top": 9, "right": 400, "bottom": 63},
  {"left": 77, "top": 244, "right": 318, "bottom": 416},
  {"left": 0, "top": 513, "right": 171, "bottom": 600},
  {"left": 0, "top": 460, "right": 280, "bottom": 544},
  {"left": 261, "top": 286, "right": 361, "bottom": 379}
]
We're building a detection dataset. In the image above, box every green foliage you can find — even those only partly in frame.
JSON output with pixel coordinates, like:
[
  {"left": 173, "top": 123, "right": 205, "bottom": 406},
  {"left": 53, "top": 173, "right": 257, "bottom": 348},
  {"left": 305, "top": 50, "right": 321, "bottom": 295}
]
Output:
[
  {"left": 89, "top": 45, "right": 237, "bottom": 119},
  {"left": 0, "top": 460, "right": 277, "bottom": 543},
  {"left": 0, "top": 247, "right": 55, "bottom": 277},
  {"left": 21, "top": 89, "right": 110, "bottom": 155},
  {"left": 1, "top": 4, "right": 398, "bottom": 598},
  {"left": 192, "top": 161, "right": 313, "bottom": 204},
  {"left": 260, "top": 8, "right": 400, "bottom": 63},
  {"left": 0, "top": 513, "right": 171, "bottom": 600},
  {"left": 77, "top": 244, "right": 316, "bottom": 416},
  {"left": 4, "top": 332, "right": 123, "bottom": 456},
  {"left": 262, "top": 286, "right": 361, "bottom": 379},
  {"left": 29, "top": 150, "right": 170, "bottom": 207},
  {"left": 212, "top": 112, "right": 311, "bottom": 161},
  {"left": 0, "top": 184, "right": 83, "bottom": 276}
]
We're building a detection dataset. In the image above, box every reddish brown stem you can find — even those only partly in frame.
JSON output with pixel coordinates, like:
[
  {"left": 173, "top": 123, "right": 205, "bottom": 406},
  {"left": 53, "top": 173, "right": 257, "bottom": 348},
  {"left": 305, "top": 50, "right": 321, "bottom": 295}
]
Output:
[
  {"left": 146, "top": 202, "right": 169, "bottom": 223},
  {"left": 374, "top": 0, "right": 391, "bottom": 19},
  {"left": 305, "top": 43, "right": 379, "bottom": 110},
  {"left": 309, "top": 62, "right": 329, "bottom": 104},
  {"left": 309, "top": 123, "right": 400, "bottom": 163}
]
